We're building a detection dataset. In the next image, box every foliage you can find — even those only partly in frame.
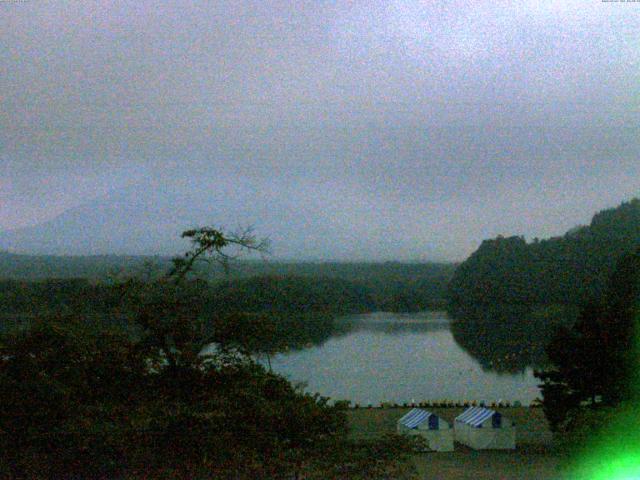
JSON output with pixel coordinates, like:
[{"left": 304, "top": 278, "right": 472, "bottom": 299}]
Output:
[
  {"left": 0, "top": 316, "right": 150, "bottom": 478},
  {"left": 0, "top": 269, "right": 447, "bottom": 320},
  {"left": 206, "top": 275, "right": 376, "bottom": 315},
  {"left": 0, "top": 226, "right": 416, "bottom": 479},
  {"left": 535, "top": 250, "right": 640, "bottom": 434},
  {"left": 449, "top": 198, "right": 640, "bottom": 309},
  {"left": 0, "top": 315, "right": 352, "bottom": 479},
  {"left": 0, "top": 255, "right": 455, "bottom": 314}
]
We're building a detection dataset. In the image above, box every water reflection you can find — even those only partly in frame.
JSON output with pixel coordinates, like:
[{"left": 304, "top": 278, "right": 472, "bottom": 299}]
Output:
[
  {"left": 449, "top": 304, "right": 578, "bottom": 374},
  {"left": 276, "top": 307, "right": 575, "bottom": 375},
  {"left": 269, "top": 311, "right": 546, "bottom": 405},
  {"left": 279, "top": 306, "right": 575, "bottom": 375},
  {"left": 336, "top": 311, "right": 451, "bottom": 335}
]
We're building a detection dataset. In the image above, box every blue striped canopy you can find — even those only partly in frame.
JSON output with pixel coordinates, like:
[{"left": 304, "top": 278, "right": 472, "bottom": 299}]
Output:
[
  {"left": 455, "top": 407, "right": 501, "bottom": 428},
  {"left": 398, "top": 408, "right": 439, "bottom": 430}
]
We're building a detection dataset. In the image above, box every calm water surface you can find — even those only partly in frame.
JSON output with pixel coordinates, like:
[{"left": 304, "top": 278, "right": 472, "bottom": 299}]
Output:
[{"left": 268, "top": 311, "right": 541, "bottom": 405}]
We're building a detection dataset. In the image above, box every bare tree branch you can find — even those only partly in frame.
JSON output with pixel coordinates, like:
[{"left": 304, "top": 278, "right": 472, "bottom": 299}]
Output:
[{"left": 167, "top": 226, "right": 270, "bottom": 284}]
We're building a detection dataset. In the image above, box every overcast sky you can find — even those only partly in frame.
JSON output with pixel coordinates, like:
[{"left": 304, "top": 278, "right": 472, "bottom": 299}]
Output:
[{"left": 1, "top": 1, "right": 639, "bottom": 260}]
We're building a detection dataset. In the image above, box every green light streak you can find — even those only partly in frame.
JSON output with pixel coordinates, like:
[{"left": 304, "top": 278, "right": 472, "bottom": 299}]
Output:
[
  {"left": 580, "top": 453, "right": 640, "bottom": 480},
  {"left": 565, "top": 310, "right": 640, "bottom": 480},
  {"left": 565, "top": 403, "right": 640, "bottom": 479}
]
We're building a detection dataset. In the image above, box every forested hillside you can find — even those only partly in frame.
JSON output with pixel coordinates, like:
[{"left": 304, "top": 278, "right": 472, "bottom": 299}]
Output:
[
  {"left": 0, "top": 256, "right": 454, "bottom": 313},
  {"left": 0, "top": 272, "right": 448, "bottom": 321},
  {"left": 0, "top": 253, "right": 153, "bottom": 280},
  {"left": 206, "top": 276, "right": 375, "bottom": 315},
  {"left": 448, "top": 199, "right": 640, "bottom": 308}
]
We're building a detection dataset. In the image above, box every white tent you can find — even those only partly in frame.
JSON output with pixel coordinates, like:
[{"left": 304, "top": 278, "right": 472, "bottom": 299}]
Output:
[
  {"left": 454, "top": 407, "right": 516, "bottom": 450},
  {"left": 396, "top": 408, "right": 454, "bottom": 452}
]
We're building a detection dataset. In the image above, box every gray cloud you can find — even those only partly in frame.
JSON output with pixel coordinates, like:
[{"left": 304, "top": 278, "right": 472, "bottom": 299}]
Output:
[{"left": 1, "top": 0, "right": 639, "bottom": 260}]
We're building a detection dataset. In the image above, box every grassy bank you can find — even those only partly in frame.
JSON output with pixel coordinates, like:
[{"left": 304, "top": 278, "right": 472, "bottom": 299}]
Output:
[{"left": 348, "top": 407, "right": 565, "bottom": 479}]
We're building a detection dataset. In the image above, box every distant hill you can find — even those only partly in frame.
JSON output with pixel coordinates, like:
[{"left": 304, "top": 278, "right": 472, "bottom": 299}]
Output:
[
  {"left": 0, "top": 182, "right": 445, "bottom": 261},
  {"left": 0, "top": 252, "right": 162, "bottom": 280},
  {"left": 0, "top": 186, "right": 260, "bottom": 256},
  {"left": 448, "top": 198, "right": 640, "bottom": 308}
]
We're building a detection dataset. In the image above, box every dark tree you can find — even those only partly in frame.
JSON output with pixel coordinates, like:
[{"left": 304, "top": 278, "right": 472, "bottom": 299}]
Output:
[
  {"left": 449, "top": 198, "right": 640, "bottom": 310},
  {"left": 535, "top": 250, "right": 640, "bottom": 433},
  {"left": 0, "top": 226, "right": 416, "bottom": 479}
]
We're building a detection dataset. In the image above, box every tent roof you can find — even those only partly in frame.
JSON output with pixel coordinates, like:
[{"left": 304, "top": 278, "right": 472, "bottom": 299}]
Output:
[
  {"left": 398, "top": 408, "right": 437, "bottom": 429},
  {"left": 455, "top": 407, "right": 498, "bottom": 427}
]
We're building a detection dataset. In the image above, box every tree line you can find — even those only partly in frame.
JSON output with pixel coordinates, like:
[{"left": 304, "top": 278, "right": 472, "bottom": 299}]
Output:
[
  {"left": 445, "top": 198, "right": 640, "bottom": 458},
  {"left": 0, "top": 264, "right": 453, "bottom": 320},
  {"left": 448, "top": 199, "right": 640, "bottom": 309}
]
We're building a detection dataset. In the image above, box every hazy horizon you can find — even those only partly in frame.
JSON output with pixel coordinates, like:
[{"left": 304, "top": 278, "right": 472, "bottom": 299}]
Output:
[
  {"left": 2, "top": 1, "right": 639, "bottom": 261},
  {"left": 0, "top": 191, "right": 636, "bottom": 262}
]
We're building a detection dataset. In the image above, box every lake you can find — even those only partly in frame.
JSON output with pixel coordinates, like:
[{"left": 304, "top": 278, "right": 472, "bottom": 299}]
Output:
[{"left": 267, "top": 311, "right": 542, "bottom": 406}]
